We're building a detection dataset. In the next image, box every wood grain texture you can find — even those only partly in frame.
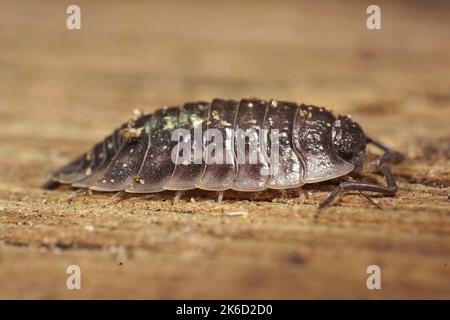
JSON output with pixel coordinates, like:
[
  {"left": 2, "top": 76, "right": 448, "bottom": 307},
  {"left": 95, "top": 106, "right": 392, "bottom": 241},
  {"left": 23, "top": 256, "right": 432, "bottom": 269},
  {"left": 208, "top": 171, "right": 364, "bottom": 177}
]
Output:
[{"left": 0, "top": 0, "right": 449, "bottom": 299}]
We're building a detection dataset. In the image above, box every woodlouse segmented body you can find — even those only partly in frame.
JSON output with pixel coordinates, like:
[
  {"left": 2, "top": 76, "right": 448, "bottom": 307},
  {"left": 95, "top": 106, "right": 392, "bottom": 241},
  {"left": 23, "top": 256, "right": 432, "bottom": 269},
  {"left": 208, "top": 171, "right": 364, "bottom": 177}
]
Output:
[{"left": 44, "top": 98, "right": 402, "bottom": 208}]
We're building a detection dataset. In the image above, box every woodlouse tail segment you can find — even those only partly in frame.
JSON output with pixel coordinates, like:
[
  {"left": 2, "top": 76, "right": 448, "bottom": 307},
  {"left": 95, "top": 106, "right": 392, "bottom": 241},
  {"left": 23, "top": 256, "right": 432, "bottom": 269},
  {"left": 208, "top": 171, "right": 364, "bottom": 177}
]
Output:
[
  {"left": 68, "top": 142, "right": 106, "bottom": 184},
  {"left": 45, "top": 153, "right": 90, "bottom": 186},
  {"left": 71, "top": 135, "right": 117, "bottom": 188},
  {"left": 90, "top": 125, "right": 149, "bottom": 192},
  {"left": 42, "top": 114, "right": 146, "bottom": 191},
  {"left": 79, "top": 115, "right": 151, "bottom": 192}
]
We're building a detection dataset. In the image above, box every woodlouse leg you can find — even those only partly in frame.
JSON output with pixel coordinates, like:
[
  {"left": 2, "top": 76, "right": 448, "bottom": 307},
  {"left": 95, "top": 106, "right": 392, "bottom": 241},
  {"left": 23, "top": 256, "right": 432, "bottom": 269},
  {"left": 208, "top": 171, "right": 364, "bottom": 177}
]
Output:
[
  {"left": 217, "top": 191, "right": 224, "bottom": 203},
  {"left": 319, "top": 137, "right": 401, "bottom": 209},
  {"left": 110, "top": 191, "right": 128, "bottom": 204},
  {"left": 318, "top": 163, "right": 397, "bottom": 209},
  {"left": 173, "top": 191, "right": 184, "bottom": 203},
  {"left": 292, "top": 188, "right": 306, "bottom": 204},
  {"left": 67, "top": 188, "right": 89, "bottom": 200},
  {"left": 279, "top": 189, "right": 288, "bottom": 198},
  {"left": 273, "top": 189, "right": 288, "bottom": 203},
  {"left": 343, "top": 176, "right": 381, "bottom": 209},
  {"left": 357, "top": 191, "right": 382, "bottom": 209}
]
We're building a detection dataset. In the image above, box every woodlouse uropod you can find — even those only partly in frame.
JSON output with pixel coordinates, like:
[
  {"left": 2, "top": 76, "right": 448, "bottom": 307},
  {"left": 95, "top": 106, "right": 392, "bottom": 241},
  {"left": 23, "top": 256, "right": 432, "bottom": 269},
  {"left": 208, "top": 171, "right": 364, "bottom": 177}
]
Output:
[{"left": 43, "top": 98, "right": 403, "bottom": 208}]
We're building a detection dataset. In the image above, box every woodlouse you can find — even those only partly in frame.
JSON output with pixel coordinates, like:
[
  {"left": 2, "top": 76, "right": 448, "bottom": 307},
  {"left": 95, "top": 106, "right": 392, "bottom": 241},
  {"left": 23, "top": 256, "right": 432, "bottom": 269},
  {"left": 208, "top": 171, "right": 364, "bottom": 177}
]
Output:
[{"left": 43, "top": 98, "right": 403, "bottom": 208}]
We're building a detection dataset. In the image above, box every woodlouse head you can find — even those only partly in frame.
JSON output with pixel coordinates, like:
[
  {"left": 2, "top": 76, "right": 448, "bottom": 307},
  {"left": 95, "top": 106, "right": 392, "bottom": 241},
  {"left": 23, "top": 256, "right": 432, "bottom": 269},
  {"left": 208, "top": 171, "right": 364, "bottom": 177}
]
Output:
[{"left": 332, "top": 116, "right": 367, "bottom": 169}]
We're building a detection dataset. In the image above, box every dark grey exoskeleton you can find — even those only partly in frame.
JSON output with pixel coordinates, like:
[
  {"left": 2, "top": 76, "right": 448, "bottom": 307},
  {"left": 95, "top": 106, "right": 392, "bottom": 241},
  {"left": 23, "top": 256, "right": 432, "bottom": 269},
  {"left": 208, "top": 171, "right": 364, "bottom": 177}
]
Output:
[{"left": 43, "top": 99, "right": 403, "bottom": 208}]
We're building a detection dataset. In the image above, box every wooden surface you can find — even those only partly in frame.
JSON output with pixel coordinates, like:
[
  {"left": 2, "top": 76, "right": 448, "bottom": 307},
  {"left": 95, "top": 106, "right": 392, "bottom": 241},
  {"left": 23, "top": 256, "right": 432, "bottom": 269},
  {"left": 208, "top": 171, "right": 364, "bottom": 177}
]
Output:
[{"left": 0, "top": 0, "right": 449, "bottom": 299}]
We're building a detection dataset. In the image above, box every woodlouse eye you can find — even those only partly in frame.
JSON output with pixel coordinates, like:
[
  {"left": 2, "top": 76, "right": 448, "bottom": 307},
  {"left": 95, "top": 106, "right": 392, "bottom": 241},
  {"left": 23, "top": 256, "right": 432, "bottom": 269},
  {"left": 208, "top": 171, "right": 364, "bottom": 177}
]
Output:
[{"left": 332, "top": 117, "right": 366, "bottom": 167}]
